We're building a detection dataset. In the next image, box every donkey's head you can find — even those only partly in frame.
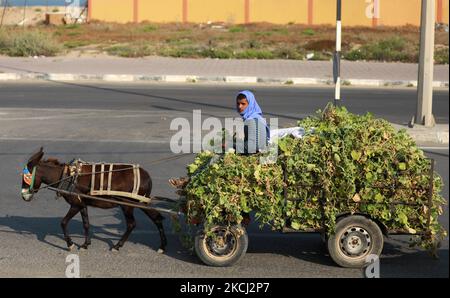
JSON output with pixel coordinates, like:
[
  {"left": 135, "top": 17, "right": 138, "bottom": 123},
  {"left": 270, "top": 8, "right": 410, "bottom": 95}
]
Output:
[{"left": 21, "top": 147, "right": 45, "bottom": 201}]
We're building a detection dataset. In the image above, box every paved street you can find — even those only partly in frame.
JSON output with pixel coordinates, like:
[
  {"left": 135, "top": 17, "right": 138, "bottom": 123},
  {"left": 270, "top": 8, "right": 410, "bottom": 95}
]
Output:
[
  {"left": 0, "top": 82, "right": 448, "bottom": 277},
  {"left": 1, "top": 57, "right": 448, "bottom": 82}
]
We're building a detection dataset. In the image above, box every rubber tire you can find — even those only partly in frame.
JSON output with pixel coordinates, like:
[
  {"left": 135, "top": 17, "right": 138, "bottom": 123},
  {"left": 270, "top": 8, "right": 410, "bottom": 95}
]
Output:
[
  {"left": 328, "top": 215, "right": 384, "bottom": 268},
  {"left": 195, "top": 225, "right": 248, "bottom": 267}
]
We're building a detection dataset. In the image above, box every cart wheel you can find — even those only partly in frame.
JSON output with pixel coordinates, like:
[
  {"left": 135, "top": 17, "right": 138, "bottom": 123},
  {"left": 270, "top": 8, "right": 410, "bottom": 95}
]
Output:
[
  {"left": 328, "top": 215, "right": 383, "bottom": 268},
  {"left": 195, "top": 225, "right": 248, "bottom": 267}
]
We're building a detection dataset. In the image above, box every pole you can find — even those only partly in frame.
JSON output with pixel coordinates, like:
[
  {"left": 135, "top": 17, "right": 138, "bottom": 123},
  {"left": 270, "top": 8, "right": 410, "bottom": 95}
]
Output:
[
  {"left": 415, "top": 0, "right": 436, "bottom": 127},
  {"left": 0, "top": 0, "right": 8, "bottom": 28},
  {"left": 333, "top": 0, "right": 342, "bottom": 106},
  {"left": 22, "top": 0, "right": 27, "bottom": 27}
]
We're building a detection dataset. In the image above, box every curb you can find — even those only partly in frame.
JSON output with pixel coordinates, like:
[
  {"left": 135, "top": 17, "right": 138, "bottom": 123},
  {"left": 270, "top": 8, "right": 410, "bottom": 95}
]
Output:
[
  {"left": 391, "top": 124, "right": 449, "bottom": 146},
  {"left": 0, "top": 72, "right": 448, "bottom": 88}
]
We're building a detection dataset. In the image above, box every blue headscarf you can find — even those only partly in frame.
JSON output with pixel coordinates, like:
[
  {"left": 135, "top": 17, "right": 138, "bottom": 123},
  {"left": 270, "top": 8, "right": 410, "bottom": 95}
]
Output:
[
  {"left": 237, "top": 90, "right": 263, "bottom": 121},
  {"left": 237, "top": 90, "right": 270, "bottom": 138}
]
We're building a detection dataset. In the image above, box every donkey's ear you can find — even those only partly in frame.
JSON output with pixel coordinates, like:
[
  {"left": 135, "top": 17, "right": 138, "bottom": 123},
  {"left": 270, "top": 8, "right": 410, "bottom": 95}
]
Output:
[
  {"left": 36, "top": 150, "right": 44, "bottom": 161},
  {"left": 28, "top": 147, "right": 44, "bottom": 163}
]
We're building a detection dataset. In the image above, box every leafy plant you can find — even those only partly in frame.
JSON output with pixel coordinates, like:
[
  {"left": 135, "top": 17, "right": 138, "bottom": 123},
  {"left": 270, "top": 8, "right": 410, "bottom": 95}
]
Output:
[{"left": 181, "top": 105, "right": 447, "bottom": 253}]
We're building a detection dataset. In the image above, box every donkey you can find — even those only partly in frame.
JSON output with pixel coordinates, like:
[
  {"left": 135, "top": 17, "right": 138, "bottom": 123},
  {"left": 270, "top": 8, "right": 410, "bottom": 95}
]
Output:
[{"left": 20, "top": 147, "right": 167, "bottom": 253}]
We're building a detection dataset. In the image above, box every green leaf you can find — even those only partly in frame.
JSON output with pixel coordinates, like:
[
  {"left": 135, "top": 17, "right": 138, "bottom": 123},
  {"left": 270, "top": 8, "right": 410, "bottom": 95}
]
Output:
[
  {"left": 375, "top": 193, "right": 384, "bottom": 203},
  {"left": 291, "top": 221, "right": 301, "bottom": 230},
  {"left": 397, "top": 211, "right": 408, "bottom": 226},
  {"left": 351, "top": 150, "right": 361, "bottom": 161},
  {"left": 188, "top": 163, "right": 198, "bottom": 174},
  {"left": 398, "top": 162, "right": 407, "bottom": 170},
  {"left": 306, "top": 164, "right": 315, "bottom": 171},
  {"left": 334, "top": 153, "right": 341, "bottom": 163},
  {"left": 240, "top": 197, "right": 251, "bottom": 213}
]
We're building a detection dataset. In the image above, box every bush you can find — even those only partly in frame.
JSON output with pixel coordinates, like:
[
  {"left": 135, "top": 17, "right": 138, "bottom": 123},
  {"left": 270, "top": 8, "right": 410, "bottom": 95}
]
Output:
[
  {"left": 106, "top": 43, "right": 153, "bottom": 57},
  {"left": 345, "top": 37, "right": 413, "bottom": 62},
  {"left": 142, "top": 24, "right": 158, "bottom": 32},
  {"left": 159, "top": 46, "right": 202, "bottom": 58},
  {"left": 200, "top": 47, "right": 234, "bottom": 59},
  {"left": 273, "top": 47, "right": 304, "bottom": 60},
  {"left": 64, "top": 40, "right": 90, "bottom": 49},
  {"left": 235, "top": 49, "right": 274, "bottom": 59},
  {"left": 0, "top": 30, "right": 8, "bottom": 49},
  {"left": 0, "top": 30, "right": 63, "bottom": 57},
  {"left": 229, "top": 25, "right": 246, "bottom": 33},
  {"left": 302, "top": 29, "right": 316, "bottom": 36},
  {"left": 435, "top": 47, "right": 449, "bottom": 64},
  {"left": 64, "top": 24, "right": 80, "bottom": 30},
  {"left": 270, "top": 27, "right": 289, "bottom": 35}
]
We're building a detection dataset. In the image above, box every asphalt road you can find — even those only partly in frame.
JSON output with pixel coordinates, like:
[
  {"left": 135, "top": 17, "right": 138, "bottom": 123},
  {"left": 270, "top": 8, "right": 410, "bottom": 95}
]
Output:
[{"left": 0, "top": 82, "right": 448, "bottom": 278}]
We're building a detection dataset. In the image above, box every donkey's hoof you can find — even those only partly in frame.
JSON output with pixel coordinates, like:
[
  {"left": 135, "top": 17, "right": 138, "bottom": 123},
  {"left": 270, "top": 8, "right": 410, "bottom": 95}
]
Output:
[
  {"left": 111, "top": 247, "right": 119, "bottom": 253},
  {"left": 68, "top": 244, "right": 76, "bottom": 251},
  {"left": 157, "top": 248, "right": 165, "bottom": 254},
  {"left": 79, "top": 246, "right": 88, "bottom": 251}
]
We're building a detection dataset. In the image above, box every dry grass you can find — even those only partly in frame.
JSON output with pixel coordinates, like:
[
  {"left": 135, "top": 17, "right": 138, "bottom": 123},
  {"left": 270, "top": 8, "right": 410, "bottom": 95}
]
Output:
[
  {"left": 0, "top": 29, "right": 63, "bottom": 56},
  {"left": 0, "top": 22, "right": 448, "bottom": 63}
]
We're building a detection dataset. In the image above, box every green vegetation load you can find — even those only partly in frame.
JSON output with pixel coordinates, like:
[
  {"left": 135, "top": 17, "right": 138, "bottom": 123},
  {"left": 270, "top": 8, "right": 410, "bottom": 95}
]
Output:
[{"left": 181, "top": 105, "right": 447, "bottom": 251}]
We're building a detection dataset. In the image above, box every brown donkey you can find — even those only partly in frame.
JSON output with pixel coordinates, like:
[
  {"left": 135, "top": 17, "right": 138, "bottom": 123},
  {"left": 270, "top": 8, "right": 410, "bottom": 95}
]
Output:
[{"left": 20, "top": 148, "right": 167, "bottom": 253}]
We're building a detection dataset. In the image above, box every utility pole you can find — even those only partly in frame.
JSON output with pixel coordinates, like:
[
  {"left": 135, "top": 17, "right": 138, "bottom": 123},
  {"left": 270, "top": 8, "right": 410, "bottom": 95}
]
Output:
[
  {"left": 415, "top": 0, "right": 436, "bottom": 127},
  {"left": 22, "top": 0, "right": 27, "bottom": 27},
  {"left": 0, "top": 0, "right": 8, "bottom": 28},
  {"left": 333, "top": 0, "right": 342, "bottom": 106}
]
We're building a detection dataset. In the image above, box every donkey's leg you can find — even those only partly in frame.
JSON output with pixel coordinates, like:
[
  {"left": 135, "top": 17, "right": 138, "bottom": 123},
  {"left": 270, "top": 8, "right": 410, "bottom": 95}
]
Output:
[
  {"left": 112, "top": 206, "right": 136, "bottom": 252},
  {"left": 61, "top": 205, "right": 81, "bottom": 251},
  {"left": 79, "top": 207, "right": 91, "bottom": 250},
  {"left": 141, "top": 209, "right": 167, "bottom": 253}
]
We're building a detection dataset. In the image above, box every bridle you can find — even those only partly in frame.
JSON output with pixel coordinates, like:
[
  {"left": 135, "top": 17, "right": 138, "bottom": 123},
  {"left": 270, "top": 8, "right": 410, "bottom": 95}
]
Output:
[
  {"left": 22, "top": 165, "right": 37, "bottom": 193},
  {"left": 22, "top": 161, "right": 68, "bottom": 196}
]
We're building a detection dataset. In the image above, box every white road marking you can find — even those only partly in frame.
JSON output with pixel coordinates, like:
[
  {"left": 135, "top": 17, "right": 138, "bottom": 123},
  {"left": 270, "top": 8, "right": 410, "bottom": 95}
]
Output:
[
  {"left": 0, "top": 137, "right": 169, "bottom": 144},
  {"left": 0, "top": 138, "right": 447, "bottom": 149}
]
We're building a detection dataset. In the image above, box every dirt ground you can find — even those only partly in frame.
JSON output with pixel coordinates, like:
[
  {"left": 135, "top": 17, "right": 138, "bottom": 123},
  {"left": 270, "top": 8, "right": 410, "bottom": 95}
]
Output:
[{"left": 0, "top": 19, "right": 448, "bottom": 62}]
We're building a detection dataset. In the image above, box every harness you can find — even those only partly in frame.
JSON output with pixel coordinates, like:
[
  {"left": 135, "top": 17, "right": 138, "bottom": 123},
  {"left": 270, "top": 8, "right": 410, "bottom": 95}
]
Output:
[
  {"left": 55, "top": 159, "right": 83, "bottom": 199},
  {"left": 55, "top": 159, "right": 151, "bottom": 204},
  {"left": 88, "top": 162, "right": 150, "bottom": 204},
  {"left": 22, "top": 153, "right": 192, "bottom": 202}
]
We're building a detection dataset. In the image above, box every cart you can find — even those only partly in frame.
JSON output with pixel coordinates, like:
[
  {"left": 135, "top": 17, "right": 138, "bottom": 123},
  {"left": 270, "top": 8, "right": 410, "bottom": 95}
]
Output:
[{"left": 192, "top": 158, "right": 437, "bottom": 268}]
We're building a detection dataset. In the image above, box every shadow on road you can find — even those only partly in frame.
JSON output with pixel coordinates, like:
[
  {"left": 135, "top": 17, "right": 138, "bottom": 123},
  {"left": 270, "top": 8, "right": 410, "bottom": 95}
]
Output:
[
  {"left": 381, "top": 241, "right": 449, "bottom": 278},
  {"left": 0, "top": 215, "right": 120, "bottom": 251},
  {"left": 0, "top": 212, "right": 198, "bottom": 264},
  {"left": 0, "top": 65, "right": 301, "bottom": 121},
  {"left": 1, "top": 213, "right": 447, "bottom": 276}
]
